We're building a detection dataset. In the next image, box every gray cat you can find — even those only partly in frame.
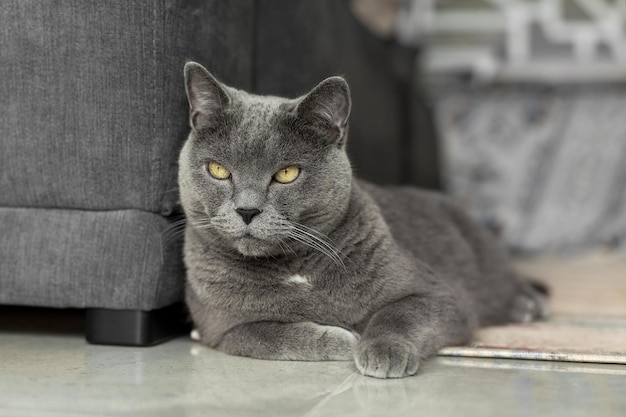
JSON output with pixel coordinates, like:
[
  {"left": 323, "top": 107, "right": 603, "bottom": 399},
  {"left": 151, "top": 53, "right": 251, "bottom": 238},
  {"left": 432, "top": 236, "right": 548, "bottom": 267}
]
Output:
[{"left": 179, "top": 61, "right": 548, "bottom": 379}]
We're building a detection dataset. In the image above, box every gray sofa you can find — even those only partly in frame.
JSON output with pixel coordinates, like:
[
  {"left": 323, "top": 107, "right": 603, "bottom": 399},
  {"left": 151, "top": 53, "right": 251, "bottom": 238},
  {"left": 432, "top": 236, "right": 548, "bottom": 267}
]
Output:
[
  {"left": 0, "top": 0, "right": 436, "bottom": 345},
  {"left": 0, "top": 0, "right": 255, "bottom": 345}
]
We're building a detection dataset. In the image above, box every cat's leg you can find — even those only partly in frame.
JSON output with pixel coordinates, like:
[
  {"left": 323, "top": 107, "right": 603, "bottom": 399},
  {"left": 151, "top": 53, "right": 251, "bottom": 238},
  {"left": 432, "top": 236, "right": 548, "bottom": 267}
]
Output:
[
  {"left": 355, "top": 293, "right": 475, "bottom": 379},
  {"left": 216, "top": 321, "right": 359, "bottom": 361}
]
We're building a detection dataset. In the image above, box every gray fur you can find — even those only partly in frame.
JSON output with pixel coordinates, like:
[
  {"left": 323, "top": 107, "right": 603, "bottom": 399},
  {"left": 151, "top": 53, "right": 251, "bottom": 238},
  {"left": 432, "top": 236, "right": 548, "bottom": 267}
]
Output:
[{"left": 179, "top": 62, "right": 548, "bottom": 379}]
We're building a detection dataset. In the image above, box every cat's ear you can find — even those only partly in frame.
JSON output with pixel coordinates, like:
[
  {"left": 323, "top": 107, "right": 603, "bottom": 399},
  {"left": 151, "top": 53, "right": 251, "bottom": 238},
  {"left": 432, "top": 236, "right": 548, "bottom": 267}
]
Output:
[
  {"left": 184, "top": 62, "right": 231, "bottom": 130},
  {"left": 295, "top": 76, "right": 351, "bottom": 145}
]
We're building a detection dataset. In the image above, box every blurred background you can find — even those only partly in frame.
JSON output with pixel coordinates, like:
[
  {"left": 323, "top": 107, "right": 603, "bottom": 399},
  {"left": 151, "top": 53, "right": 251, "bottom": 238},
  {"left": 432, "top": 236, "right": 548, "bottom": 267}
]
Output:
[{"left": 349, "top": 0, "right": 626, "bottom": 259}]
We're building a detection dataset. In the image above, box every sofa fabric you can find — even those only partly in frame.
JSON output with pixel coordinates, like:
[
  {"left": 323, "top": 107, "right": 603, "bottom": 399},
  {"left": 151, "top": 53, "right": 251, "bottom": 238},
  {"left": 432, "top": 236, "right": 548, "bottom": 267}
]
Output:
[
  {"left": 0, "top": 207, "right": 182, "bottom": 310},
  {"left": 0, "top": 0, "right": 254, "bottom": 311},
  {"left": 0, "top": 0, "right": 254, "bottom": 214}
]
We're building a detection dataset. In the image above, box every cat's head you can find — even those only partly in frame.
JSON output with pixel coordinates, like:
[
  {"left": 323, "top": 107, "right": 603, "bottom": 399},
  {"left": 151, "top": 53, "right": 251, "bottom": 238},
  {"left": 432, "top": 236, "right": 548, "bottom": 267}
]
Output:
[{"left": 178, "top": 62, "right": 353, "bottom": 258}]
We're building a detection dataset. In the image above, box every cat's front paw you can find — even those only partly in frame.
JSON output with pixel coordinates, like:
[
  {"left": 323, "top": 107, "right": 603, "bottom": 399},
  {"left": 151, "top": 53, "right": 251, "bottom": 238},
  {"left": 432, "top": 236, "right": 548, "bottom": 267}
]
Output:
[
  {"left": 354, "top": 337, "right": 420, "bottom": 379},
  {"left": 316, "top": 325, "right": 360, "bottom": 360}
]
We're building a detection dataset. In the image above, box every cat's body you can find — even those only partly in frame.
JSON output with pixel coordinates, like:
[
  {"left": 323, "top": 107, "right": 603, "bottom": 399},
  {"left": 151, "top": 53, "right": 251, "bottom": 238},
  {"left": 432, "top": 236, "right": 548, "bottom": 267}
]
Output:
[{"left": 179, "top": 62, "right": 547, "bottom": 378}]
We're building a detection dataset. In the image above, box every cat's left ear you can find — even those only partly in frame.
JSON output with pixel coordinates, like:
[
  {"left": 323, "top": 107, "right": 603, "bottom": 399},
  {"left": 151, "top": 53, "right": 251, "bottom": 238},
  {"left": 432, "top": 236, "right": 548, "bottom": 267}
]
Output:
[
  {"left": 184, "top": 62, "right": 231, "bottom": 131},
  {"left": 296, "top": 77, "right": 351, "bottom": 145}
]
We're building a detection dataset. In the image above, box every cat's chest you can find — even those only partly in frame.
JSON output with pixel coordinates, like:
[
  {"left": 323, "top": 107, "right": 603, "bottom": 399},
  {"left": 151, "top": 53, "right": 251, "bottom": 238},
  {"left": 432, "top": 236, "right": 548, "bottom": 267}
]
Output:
[
  {"left": 206, "top": 264, "right": 366, "bottom": 324},
  {"left": 278, "top": 270, "right": 367, "bottom": 324}
]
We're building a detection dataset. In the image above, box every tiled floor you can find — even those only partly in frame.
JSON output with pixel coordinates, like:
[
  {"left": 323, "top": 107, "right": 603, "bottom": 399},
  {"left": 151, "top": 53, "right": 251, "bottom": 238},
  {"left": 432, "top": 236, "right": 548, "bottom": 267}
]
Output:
[{"left": 1, "top": 326, "right": 625, "bottom": 417}]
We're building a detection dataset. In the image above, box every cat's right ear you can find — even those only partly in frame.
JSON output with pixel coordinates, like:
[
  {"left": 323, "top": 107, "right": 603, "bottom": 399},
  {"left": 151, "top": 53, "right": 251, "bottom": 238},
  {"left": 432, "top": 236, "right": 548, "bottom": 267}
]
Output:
[
  {"left": 294, "top": 76, "right": 351, "bottom": 146},
  {"left": 184, "top": 62, "right": 230, "bottom": 130}
]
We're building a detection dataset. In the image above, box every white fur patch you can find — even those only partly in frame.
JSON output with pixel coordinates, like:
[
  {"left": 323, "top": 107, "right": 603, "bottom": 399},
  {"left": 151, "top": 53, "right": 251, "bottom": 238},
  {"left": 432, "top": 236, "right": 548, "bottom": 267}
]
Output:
[
  {"left": 190, "top": 329, "right": 201, "bottom": 341},
  {"left": 286, "top": 274, "right": 312, "bottom": 287}
]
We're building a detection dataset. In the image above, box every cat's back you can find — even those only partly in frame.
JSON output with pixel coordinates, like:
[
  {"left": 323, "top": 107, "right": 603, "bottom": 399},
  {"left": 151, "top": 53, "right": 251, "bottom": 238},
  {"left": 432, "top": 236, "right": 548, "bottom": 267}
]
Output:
[
  {"left": 356, "top": 179, "right": 502, "bottom": 277},
  {"left": 358, "top": 179, "right": 460, "bottom": 239}
]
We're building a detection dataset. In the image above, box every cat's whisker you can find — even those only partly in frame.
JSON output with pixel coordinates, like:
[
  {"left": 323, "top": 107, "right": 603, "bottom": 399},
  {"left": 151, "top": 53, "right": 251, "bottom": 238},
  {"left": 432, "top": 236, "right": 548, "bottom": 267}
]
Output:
[
  {"left": 276, "top": 236, "right": 297, "bottom": 258},
  {"left": 163, "top": 217, "right": 189, "bottom": 243},
  {"left": 163, "top": 217, "right": 214, "bottom": 242},
  {"left": 298, "top": 239, "right": 346, "bottom": 271},
  {"left": 287, "top": 229, "right": 346, "bottom": 271},
  {"left": 287, "top": 232, "right": 329, "bottom": 261},
  {"left": 295, "top": 232, "right": 345, "bottom": 268},
  {"left": 190, "top": 219, "right": 213, "bottom": 227},
  {"left": 275, "top": 240, "right": 288, "bottom": 258},
  {"left": 162, "top": 228, "right": 186, "bottom": 243},
  {"left": 160, "top": 187, "right": 180, "bottom": 195},
  {"left": 290, "top": 224, "right": 348, "bottom": 266},
  {"left": 292, "top": 222, "right": 341, "bottom": 247},
  {"left": 162, "top": 217, "right": 219, "bottom": 243},
  {"left": 295, "top": 234, "right": 342, "bottom": 266}
]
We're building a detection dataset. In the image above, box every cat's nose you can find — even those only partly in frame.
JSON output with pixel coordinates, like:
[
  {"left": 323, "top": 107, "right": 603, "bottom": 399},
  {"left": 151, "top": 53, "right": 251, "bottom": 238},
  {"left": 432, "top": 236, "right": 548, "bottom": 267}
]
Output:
[{"left": 235, "top": 208, "right": 262, "bottom": 225}]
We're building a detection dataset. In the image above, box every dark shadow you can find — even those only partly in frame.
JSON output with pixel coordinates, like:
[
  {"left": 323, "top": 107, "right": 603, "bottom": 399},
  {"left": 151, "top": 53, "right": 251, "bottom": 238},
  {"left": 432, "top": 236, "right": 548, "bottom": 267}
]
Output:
[{"left": 0, "top": 305, "right": 86, "bottom": 335}]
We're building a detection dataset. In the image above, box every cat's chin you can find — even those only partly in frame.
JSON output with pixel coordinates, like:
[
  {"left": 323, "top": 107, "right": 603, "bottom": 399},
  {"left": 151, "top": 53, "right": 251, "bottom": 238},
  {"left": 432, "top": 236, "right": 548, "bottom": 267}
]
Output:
[{"left": 233, "top": 235, "right": 279, "bottom": 258}]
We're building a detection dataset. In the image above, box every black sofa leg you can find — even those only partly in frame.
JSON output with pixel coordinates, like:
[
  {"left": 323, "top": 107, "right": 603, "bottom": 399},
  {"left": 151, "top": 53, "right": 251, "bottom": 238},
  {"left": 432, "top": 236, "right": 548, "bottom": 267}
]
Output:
[{"left": 85, "top": 303, "right": 190, "bottom": 346}]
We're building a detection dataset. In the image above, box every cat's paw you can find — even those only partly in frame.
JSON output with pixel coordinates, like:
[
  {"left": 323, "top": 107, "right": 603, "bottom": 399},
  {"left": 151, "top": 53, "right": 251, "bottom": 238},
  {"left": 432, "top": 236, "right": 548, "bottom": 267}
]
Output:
[
  {"left": 316, "top": 325, "right": 360, "bottom": 360},
  {"left": 354, "top": 337, "right": 420, "bottom": 379},
  {"left": 511, "top": 282, "right": 550, "bottom": 323}
]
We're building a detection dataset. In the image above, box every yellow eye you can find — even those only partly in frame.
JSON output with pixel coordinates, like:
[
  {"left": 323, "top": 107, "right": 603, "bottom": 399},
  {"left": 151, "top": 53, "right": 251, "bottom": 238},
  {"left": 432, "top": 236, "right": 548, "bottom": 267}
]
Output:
[
  {"left": 274, "top": 166, "right": 300, "bottom": 184},
  {"left": 207, "top": 161, "right": 231, "bottom": 180}
]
